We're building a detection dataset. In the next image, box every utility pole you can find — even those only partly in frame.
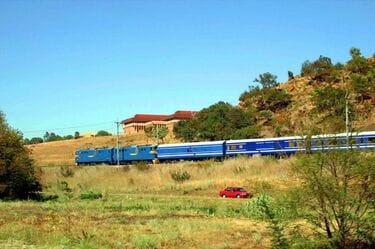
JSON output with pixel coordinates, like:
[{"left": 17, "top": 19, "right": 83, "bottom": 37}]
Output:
[
  {"left": 115, "top": 120, "right": 120, "bottom": 166},
  {"left": 345, "top": 91, "right": 349, "bottom": 149},
  {"left": 156, "top": 124, "right": 159, "bottom": 144}
]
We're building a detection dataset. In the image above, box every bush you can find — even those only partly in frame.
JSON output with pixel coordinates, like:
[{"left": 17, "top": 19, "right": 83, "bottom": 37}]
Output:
[
  {"left": 133, "top": 162, "right": 150, "bottom": 171},
  {"left": 0, "top": 111, "right": 41, "bottom": 199},
  {"left": 301, "top": 56, "right": 342, "bottom": 83},
  {"left": 80, "top": 191, "right": 102, "bottom": 200},
  {"left": 60, "top": 165, "right": 74, "bottom": 177},
  {"left": 96, "top": 130, "right": 112, "bottom": 136},
  {"left": 170, "top": 170, "right": 191, "bottom": 183}
]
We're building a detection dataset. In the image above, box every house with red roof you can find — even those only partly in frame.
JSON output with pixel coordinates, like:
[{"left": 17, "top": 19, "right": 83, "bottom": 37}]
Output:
[{"left": 121, "top": 111, "right": 197, "bottom": 135}]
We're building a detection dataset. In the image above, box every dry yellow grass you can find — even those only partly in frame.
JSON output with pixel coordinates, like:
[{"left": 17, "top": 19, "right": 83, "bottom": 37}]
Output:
[
  {"left": 27, "top": 133, "right": 149, "bottom": 166},
  {"left": 41, "top": 156, "right": 294, "bottom": 197},
  {"left": 0, "top": 156, "right": 294, "bottom": 249}
]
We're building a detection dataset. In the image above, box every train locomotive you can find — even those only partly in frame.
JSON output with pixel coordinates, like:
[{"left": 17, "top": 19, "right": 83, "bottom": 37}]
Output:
[{"left": 75, "top": 131, "right": 375, "bottom": 165}]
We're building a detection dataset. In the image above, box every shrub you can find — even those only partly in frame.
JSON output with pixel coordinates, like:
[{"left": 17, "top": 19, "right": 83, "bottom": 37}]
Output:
[
  {"left": 0, "top": 111, "right": 41, "bottom": 199},
  {"left": 133, "top": 162, "right": 150, "bottom": 171},
  {"left": 96, "top": 130, "right": 112, "bottom": 136},
  {"left": 301, "top": 56, "right": 342, "bottom": 83},
  {"left": 80, "top": 191, "right": 102, "bottom": 200},
  {"left": 254, "top": 72, "right": 279, "bottom": 88},
  {"left": 60, "top": 165, "right": 74, "bottom": 177},
  {"left": 170, "top": 170, "right": 191, "bottom": 183}
]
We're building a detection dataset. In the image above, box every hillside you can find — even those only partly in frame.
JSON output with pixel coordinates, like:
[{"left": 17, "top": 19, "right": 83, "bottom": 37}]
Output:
[{"left": 28, "top": 50, "right": 375, "bottom": 166}]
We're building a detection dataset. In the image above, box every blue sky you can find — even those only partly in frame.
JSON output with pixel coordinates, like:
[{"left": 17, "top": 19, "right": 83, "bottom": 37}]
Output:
[{"left": 0, "top": 0, "right": 374, "bottom": 138}]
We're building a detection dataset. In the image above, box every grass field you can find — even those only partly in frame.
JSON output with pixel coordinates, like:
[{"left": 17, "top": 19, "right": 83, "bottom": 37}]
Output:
[{"left": 0, "top": 157, "right": 294, "bottom": 249}]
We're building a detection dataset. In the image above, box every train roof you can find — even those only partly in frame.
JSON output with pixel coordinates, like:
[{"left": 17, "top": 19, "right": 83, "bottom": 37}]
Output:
[
  {"left": 226, "top": 131, "right": 375, "bottom": 144},
  {"left": 158, "top": 141, "right": 225, "bottom": 147}
]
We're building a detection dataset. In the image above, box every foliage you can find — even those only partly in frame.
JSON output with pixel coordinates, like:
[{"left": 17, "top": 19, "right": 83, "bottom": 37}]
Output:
[
  {"left": 43, "top": 132, "right": 63, "bottom": 142},
  {"left": 254, "top": 72, "right": 279, "bottom": 88},
  {"left": 346, "top": 47, "right": 371, "bottom": 74},
  {"left": 243, "top": 194, "right": 289, "bottom": 249},
  {"left": 301, "top": 56, "right": 342, "bottom": 83},
  {"left": 152, "top": 125, "right": 169, "bottom": 143},
  {"left": 173, "top": 102, "right": 259, "bottom": 141},
  {"left": 314, "top": 86, "right": 348, "bottom": 117},
  {"left": 0, "top": 111, "right": 41, "bottom": 199},
  {"left": 170, "top": 170, "right": 191, "bottom": 183},
  {"left": 80, "top": 191, "right": 102, "bottom": 200},
  {"left": 173, "top": 120, "right": 197, "bottom": 142},
  {"left": 259, "top": 88, "right": 292, "bottom": 112},
  {"left": 74, "top": 131, "right": 80, "bottom": 139},
  {"left": 133, "top": 161, "right": 150, "bottom": 171},
  {"left": 288, "top": 71, "right": 294, "bottom": 80},
  {"left": 60, "top": 165, "right": 75, "bottom": 177},
  {"left": 292, "top": 151, "right": 375, "bottom": 248},
  {"left": 231, "top": 126, "right": 259, "bottom": 139},
  {"left": 96, "top": 130, "right": 112, "bottom": 136},
  {"left": 144, "top": 126, "right": 169, "bottom": 143},
  {"left": 24, "top": 137, "right": 44, "bottom": 145},
  {"left": 240, "top": 86, "right": 292, "bottom": 113},
  {"left": 346, "top": 48, "right": 375, "bottom": 101}
]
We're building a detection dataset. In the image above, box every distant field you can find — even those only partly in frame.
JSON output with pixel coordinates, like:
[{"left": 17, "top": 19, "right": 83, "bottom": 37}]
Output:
[
  {"left": 0, "top": 157, "right": 294, "bottom": 249},
  {"left": 27, "top": 133, "right": 161, "bottom": 166}
]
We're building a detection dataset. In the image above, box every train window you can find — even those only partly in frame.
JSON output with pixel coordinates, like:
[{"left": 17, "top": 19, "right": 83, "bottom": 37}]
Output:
[
  {"left": 288, "top": 141, "right": 295, "bottom": 147},
  {"left": 239, "top": 144, "right": 243, "bottom": 149},
  {"left": 368, "top": 137, "right": 375, "bottom": 143},
  {"left": 231, "top": 145, "right": 236, "bottom": 150},
  {"left": 227, "top": 145, "right": 230, "bottom": 150}
]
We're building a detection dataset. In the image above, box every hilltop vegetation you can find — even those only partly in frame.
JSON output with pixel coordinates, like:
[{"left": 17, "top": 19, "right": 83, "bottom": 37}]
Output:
[{"left": 174, "top": 47, "right": 375, "bottom": 141}]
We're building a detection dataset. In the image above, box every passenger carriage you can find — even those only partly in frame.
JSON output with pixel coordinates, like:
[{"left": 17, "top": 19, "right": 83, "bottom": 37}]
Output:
[{"left": 157, "top": 141, "right": 225, "bottom": 161}]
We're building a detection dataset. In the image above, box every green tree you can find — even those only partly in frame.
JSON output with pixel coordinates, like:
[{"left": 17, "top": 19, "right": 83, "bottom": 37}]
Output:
[
  {"left": 173, "top": 120, "right": 197, "bottom": 142},
  {"left": 74, "top": 131, "right": 80, "bottom": 139},
  {"left": 313, "top": 86, "right": 354, "bottom": 132},
  {"left": 152, "top": 125, "right": 168, "bottom": 143},
  {"left": 0, "top": 111, "right": 41, "bottom": 199},
  {"left": 292, "top": 151, "right": 375, "bottom": 248},
  {"left": 96, "top": 130, "right": 111, "bottom": 136},
  {"left": 29, "top": 137, "right": 43, "bottom": 144},
  {"left": 254, "top": 72, "right": 279, "bottom": 88},
  {"left": 144, "top": 126, "right": 154, "bottom": 143},
  {"left": 301, "top": 55, "right": 341, "bottom": 83},
  {"left": 43, "top": 132, "right": 63, "bottom": 142}
]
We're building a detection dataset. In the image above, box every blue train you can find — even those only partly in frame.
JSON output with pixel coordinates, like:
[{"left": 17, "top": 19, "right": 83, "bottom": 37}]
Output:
[{"left": 75, "top": 131, "right": 375, "bottom": 165}]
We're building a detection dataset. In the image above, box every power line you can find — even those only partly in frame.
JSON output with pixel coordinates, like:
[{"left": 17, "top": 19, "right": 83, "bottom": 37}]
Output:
[{"left": 22, "top": 121, "right": 116, "bottom": 133}]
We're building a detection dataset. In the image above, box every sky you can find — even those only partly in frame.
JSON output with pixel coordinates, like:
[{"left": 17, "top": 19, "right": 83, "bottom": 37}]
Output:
[{"left": 0, "top": 0, "right": 374, "bottom": 138}]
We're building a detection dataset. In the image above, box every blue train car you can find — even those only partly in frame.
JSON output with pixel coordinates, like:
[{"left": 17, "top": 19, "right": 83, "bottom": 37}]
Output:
[
  {"left": 226, "top": 136, "right": 304, "bottom": 156},
  {"left": 113, "top": 145, "right": 157, "bottom": 163},
  {"left": 75, "top": 148, "right": 114, "bottom": 165},
  {"left": 310, "top": 131, "right": 375, "bottom": 152},
  {"left": 157, "top": 141, "right": 225, "bottom": 161}
]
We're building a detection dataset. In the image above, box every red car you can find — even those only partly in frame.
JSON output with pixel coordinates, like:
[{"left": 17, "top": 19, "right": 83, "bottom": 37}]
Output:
[{"left": 219, "top": 187, "right": 252, "bottom": 198}]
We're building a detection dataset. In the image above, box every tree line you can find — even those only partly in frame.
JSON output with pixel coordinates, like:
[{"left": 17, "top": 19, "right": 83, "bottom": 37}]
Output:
[{"left": 24, "top": 130, "right": 113, "bottom": 144}]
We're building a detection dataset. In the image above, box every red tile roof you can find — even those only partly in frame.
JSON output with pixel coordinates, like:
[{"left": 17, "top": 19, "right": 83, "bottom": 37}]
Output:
[
  {"left": 164, "top": 111, "right": 198, "bottom": 121},
  {"left": 122, "top": 111, "right": 197, "bottom": 124}
]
